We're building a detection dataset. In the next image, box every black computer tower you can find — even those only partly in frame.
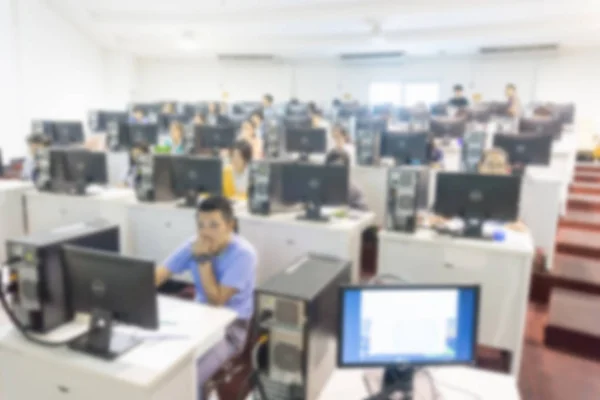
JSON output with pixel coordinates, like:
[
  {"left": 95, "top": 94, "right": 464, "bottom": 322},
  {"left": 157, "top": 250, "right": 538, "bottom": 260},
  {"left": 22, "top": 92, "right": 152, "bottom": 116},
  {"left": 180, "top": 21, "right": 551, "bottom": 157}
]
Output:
[
  {"left": 255, "top": 254, "right": 351, "bottom": 400},
  {"left": 5, "top": 219, "right": 120, "bottom": 333},
  {"left": 385, "top": 165, "right": 430, "bottom": 233}
]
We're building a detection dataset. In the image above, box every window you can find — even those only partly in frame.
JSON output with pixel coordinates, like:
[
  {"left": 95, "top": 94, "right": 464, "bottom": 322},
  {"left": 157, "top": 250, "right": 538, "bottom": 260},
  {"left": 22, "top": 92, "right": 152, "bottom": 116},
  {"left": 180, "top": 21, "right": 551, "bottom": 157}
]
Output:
[
  {"left": 404, "top": 82, "right": 441, "bottom": 107},
  {"left": 368, "top": 82, "right": 402, "bottom": 106}
]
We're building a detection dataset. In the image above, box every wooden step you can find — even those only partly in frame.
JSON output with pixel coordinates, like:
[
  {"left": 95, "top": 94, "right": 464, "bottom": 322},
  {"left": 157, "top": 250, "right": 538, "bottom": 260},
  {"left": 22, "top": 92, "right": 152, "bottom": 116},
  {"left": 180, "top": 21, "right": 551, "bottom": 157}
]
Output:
[
  {"left": 574, "top": 172, "right": 600, "bottom": 184},
  {"left": 566, "top": 193, "right": 600, "bottom": 213},
  {"left": 575, "top": 162, "right": 600, "bottom": 174},
  {"left": 560, "top": 211, "right": 600, "bottom": 232},
  {"left": 545, "top": 288, "right": 600, "bottom": 361},
  {"left": 556, "top": 227, "right": 600, "bottom": 259},
  {"left": 569, "top": 182, "right": 600, "bottom": 196}
]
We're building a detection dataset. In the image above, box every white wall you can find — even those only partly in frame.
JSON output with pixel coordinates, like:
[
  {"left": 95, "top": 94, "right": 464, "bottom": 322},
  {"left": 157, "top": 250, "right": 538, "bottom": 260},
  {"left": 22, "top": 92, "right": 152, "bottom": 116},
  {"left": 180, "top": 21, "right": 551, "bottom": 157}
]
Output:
[{"left": 135, "top": 50, "right": 600, "bottom": 148}]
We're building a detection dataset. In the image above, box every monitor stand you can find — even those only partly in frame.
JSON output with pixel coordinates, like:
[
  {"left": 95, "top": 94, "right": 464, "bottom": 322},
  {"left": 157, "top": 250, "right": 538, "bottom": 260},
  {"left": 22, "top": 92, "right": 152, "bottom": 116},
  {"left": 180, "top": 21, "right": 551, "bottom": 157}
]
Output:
[
  {"left": 298, "top": 152, "right": 310, "bottom": 162},
  {"left": 68, "top": 308, "right": 143, "bottom": 360},
  {"left": 211, "top": 148, "right": 220, "bottom": 157},
  {"left": 463, "top": 216, "right": 484, "bottom": 238},
  {"left": 365, "top": 366, "right": 415, "bottom": 400},
  {"left": 74, "top": 179, "right": 88, "bottom": 196},
  {"left": 180, "top": 190, "right": 199, "bottom": 208},
  {"left": 297, "top": 182, "right": 329, "bottom": 222}
]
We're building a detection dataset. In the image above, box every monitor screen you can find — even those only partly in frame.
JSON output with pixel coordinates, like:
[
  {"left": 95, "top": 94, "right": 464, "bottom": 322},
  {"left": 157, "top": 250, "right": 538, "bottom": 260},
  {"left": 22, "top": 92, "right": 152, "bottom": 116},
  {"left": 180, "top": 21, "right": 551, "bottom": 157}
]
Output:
[{"left": 339, "top": 285, "right": 479, "bottom": 367}]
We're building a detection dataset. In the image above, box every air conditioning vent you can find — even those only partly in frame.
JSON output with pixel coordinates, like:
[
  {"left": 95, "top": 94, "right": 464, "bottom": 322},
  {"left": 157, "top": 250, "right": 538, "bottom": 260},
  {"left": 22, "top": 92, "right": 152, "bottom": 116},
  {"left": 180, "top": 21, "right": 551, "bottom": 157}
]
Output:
[
  {"left": 339, "top": 51, "right": 404, "bottom": 61},
  {"left": 217, "top": 54, "right": 276, "bottom": 61},
  {"left": 479, "top": 43, "right": 559, "bottom": 54}
]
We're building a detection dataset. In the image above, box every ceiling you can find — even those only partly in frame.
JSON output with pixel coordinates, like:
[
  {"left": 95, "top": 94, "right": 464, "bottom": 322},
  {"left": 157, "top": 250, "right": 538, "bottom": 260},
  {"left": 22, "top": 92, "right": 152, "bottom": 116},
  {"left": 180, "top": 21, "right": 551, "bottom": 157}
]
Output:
[{"left": 48, "top": 0, "right": 600, "bottom": 59}]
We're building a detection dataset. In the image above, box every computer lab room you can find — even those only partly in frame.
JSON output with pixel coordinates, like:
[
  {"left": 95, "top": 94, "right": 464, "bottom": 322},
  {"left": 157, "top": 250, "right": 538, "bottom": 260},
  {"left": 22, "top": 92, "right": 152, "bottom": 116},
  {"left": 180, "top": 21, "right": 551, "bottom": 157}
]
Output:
[{"left": 2, "top": 1, "right": 600, "bottom": 400}]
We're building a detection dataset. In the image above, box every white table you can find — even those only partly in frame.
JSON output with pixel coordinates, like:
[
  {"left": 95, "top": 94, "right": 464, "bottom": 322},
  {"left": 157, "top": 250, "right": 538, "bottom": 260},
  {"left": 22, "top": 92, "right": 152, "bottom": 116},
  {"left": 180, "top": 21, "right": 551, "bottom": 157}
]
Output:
[
  {"left": 550, "top": 135, "right": 577, "bottom": 214},
  {"left": 239, "top": 210, "right": 375, "bottom": 284},
  {"left": 0, "top": 181, "right": 32, "bottom": 263},
  {"left": 0, "top": 296, "right": 236, "bottom": 400},
  {"left": 351, "top": 165, "right": 387, "bottom": 227},
  {"left": 439, "top": 141, "right": 461, "bottom": 171},
  {"left": 318, "top": 367, "right": 520, "bottom": 399},
  {"left": 377, "top": 228, "right": 534, "bottom": 377},
  {"left": 106, "top": 151, "right": 130, "bottom": 187},
  {"left": 521, "top": 167, "right": 562, "bottom": 271},
  {"left": 25, "top": 188, "right": 136, "bottom": 254}
]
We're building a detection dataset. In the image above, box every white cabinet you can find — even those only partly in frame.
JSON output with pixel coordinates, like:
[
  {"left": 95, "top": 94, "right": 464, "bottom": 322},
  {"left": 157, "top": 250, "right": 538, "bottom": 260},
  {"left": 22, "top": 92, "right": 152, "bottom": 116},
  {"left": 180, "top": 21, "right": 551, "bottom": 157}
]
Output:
[{"left": 378, "top": 229, "right": 534, "bottom": 377}]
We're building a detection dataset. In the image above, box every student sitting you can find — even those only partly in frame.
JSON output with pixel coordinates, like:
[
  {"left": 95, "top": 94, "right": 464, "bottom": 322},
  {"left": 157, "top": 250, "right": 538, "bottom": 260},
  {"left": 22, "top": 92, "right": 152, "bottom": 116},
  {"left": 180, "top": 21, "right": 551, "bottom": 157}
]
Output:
[
  {"left": 223, "top": 140, "right": 252, "bottom": 200},
  {"left": 22, "top": 133, "right": 51, "bottom": 181},
  {"left": 238, "top": 119, "right": 263, "bottom": 160},
  {"left": 325, "top": 149, "right": 368, "bottom": 211},
  {"left": 155, "top": 196, "right": 257, "bottom": 400},
  {"left": 122, "top": 142, "right": 150, "bottom": 187},
  {"left": 331, "top": 124, "right": 356, "bottom": 165},
  {"left": 426, "top": 136, "right": 443, "bottom": 166},
  {"left": 166, "top": 121, "right": 185, "bottom": 154}
]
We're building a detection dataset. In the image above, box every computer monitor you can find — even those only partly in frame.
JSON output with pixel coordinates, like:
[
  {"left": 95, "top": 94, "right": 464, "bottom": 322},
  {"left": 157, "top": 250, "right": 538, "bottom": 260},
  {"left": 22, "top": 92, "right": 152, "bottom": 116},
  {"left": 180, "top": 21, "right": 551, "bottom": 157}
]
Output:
[
  {"left": 193, "top": 125, "right": 237, "bottom": 156},
  {"left": 518, "top": 117, "right": 561, "bottom": 139},
  {"left": 283, "top": 116, "right": 312, "bottom": 130},
  {"left": 430, "top": 118, "right": 466, "bottom": 138},
  {"left": 286, "top": 103, "right": 309, "bottom": 117},
  {"left": 372, "top": 104, "right": 392, "bottom": 117},
  {"left": 552, "top": 103, "right": 575, "bottom": 125},
  {"left": 37, "top": 121, "right": 84, "bottom": 146},
  {"left": 493, "top": 133, "right": 552, "bottom": 172},
  {"left": 430, "top": 103, "right": 448, "bottom": 117},
  {"left": 380, "top": 132, "right": 428, "bottom": 166},
  {"left": 158, "top": 113, "right": 189, "bottom": 132},
  {"left": 434, "top": 172, "right": 521, "bottom": 237},
  {"left": 171, "top": 155, "right": 223, "bottom": 206},
  {"left": 280, "top": 162, "right": 348, "bottom": 221},
  {"left": 396, "top": 107, "right": 412, "bottom": 122},
  {"left": 488, "top": 101, "right": 510, "bottom": 118},
  {"left": 469, "top": 107, "right": 492, "bottom": 124},
  {"left": 48, "top": 149, "right": 107, "bottom": 195},
  {"left": 338, "top": 285, "right": 479, "bottom": 396},
  {"left": 284, "top": 127, "right": 327, "bottom": 160},
  {"left": 128, "top": 123, "right": 160, "bottom": 146},
  {"left": 63, "top": 245, "right": 157, "bottom": 360},
  {"left": 88, "top": 111, "right": 128, "bottom": 133}
]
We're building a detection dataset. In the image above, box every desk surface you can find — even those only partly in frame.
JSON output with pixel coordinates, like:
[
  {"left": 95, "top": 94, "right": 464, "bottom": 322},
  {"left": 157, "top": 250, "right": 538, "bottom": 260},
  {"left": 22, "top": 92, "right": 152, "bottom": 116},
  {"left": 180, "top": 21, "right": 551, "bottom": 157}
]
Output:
[
  {"left": 319, "top": 367, "right": 520, "bottom": 399},
  {"left": 379, "top": 227, "right": 534, "bottom": 255},
  {"left": 240, "top": 209, "right": 376, "bottom": 231},
  {"left": 0, "top": 180, "right": 33, "bottom": 191},
  {"left": 26, "top": 187, "right": 137, "bottom": 202},
  {"left": 0, "top": 296, "right": 236, "bottom": 389}
]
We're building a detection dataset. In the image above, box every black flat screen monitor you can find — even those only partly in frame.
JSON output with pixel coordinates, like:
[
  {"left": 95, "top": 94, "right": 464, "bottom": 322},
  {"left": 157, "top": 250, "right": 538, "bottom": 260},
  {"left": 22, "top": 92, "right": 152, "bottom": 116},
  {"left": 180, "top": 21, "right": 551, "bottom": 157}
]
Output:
[
  {"left": 434, "top": 172, "right": 521, "bottom": 222},
  {"left": 171, "top": 155, "right": 223, "bottom": 206},
  {"left": 518, "top": 117, "right": 561, "bottom": 139},
  {"left": 50, "top": 121, "right": 85, "bottom": 146},
  {"left": 49, "top": 149, "right": 107, "bottom": 195},
  {"left": 493, "top": 133, "right": 552, "bottom": 167},
  {"left": 430, "top": 118, "right": 466, "bottom": 138},
  {"left": 284, "top": 127, "right": 327, "bottom": 159},
  {"left": 283, "top": 116, "right": 312, "bottom": 130},
  {"left": 128, "top": 123, "right": 160, "bottom": 146},
  {"left": 88, "top": 111, "right": 128, "bottom": 133},
  {"left": 193, "top": 125, "right": 237, "bottom": 155},
  {"left": 430, "top": 103, "right": 448, "bottom": 117},
  {"left": 63, "top": 245, "right": 157, "bottom": 360},
  {"left": 338, "top": 285, "right": 479, "bottom": 368},
  {"left": 280, "top": 162, "right": 348, "bottom": 221},
  {"left": 380, "top": 132, "right": 428, "bottom": 165}
]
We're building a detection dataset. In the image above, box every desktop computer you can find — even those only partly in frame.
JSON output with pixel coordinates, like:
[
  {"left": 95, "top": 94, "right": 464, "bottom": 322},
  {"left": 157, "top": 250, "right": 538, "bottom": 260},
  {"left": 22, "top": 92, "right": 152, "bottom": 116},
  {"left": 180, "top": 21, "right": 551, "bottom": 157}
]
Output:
[
  {"left": 430, "top": 118, "right": 466, "bottom": 139},
  {"left": 3, "top": 219, "right": 120, "bottom": 333},
  {"left": 284, "top": 127, "right": 327, "bottom": 161},
  {"left": 434, "top": 172, "right": 521, "bottom": 237},
  {"left": 380, "top": 131, "right": 428, "bottom": 166},
  {"left": 170, "top": 155, "right": 223, "bottom": 206},
  {"left": 385, "top": 166, "right": 429, "bottom": 233},
  {"left": 280, "top": 162, "right": 348, "bottom": 221},
  {"left": 263, "top": 118, "right": 284, "bottom": 159},
  {"left": 63, "top": 245, "right": 157, "bottom": 359},
  {"left": 283, "top": 116, "right": 312, "bottom": 130},
  {"left": 462, "top": 131, "right": 488, "bottom": 172},
  {"left": 519, "top": 117, "right": 561, "bottom": 139},
  {"left": 338, "top": 285, "right": 479, "bottom": 399},
  {"left": 31, "top": 120, "right": 84, "bottom": 146},
  {"left": 38, "top": 149, "right": 107, "bottom": 195},
  {"left": 134, "top": 153, "right": 155, "bottom": 201},
  {"left": 430, "top": 103, "right": 448, "bottom": 117},
  {"left": 493, "top": 133, "right": 552, "bottom": 174},
  {"left": 106, "top": 122, "right": 160, "bottom": 151},
  {"left": 248, "top": 160, "right": 287, "bottom": 215},
  {"left": 192, "top": 125, "right": 237, "bottom": 156},
  {"left": 355, "top": 128, "right": 381, "bottom": 166},
  {"left": 255, "top": 254, "right": 351, "bottom": 400},
  {"left": 88, "top": 111, "right": 128, "bottom": 133}
]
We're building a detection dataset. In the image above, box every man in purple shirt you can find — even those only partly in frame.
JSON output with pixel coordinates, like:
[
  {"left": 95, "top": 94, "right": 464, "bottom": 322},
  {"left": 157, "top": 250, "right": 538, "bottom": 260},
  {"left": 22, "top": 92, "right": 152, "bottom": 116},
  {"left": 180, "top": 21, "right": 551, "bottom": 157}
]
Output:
[{"left": 155, "top": 196, "right": 257, "bottom": 399}]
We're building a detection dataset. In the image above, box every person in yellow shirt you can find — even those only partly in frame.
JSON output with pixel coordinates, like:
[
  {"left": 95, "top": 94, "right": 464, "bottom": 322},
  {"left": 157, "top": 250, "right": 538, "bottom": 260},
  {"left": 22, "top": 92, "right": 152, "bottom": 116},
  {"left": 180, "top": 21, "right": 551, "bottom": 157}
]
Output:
[{"left": 223, "top": 140, "right": 253, "bottom": 200}]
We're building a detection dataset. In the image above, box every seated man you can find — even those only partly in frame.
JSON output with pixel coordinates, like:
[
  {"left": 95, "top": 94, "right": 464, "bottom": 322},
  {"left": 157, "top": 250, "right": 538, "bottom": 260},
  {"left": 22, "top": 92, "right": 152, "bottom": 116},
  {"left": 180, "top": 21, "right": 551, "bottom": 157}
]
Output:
[{"left": 154, "top": 196, "right": 257, "bottom": 399}]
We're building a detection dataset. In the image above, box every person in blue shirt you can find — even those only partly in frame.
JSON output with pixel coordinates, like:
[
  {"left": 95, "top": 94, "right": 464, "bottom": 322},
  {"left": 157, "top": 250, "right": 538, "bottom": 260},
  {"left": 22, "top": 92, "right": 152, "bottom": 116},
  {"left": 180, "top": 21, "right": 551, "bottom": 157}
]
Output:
[
  {"left": 155, "top": 196, "right": 257, "bottom": 399},
  {"left": 262, "top": 93, "right": 275, "bottom": 118},
  {"left": 21, "top": 133, "right": 51, "bottom": 181}
]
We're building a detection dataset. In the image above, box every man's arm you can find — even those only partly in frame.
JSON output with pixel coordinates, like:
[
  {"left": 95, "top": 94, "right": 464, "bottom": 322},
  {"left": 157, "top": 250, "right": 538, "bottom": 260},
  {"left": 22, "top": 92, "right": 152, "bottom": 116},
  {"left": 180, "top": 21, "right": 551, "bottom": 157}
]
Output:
[
  {"left": 198, "top": 261, "right": 238, "bottom": 306},
  {"left": 155, "top": 265, "right": 172, "bottom": 287},
  {"left": 155, "top": 240, "right": 194, "bottom": 287}
]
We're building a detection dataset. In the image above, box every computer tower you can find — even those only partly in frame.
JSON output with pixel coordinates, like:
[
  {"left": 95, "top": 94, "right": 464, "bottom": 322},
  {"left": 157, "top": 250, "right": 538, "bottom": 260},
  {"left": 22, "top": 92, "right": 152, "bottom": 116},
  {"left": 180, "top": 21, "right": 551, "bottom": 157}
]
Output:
[
  {"left": 4, "top": 219, "right": 120, "bottom": 333},
  {"left": 263, "top": 118, "right": 284, "bottom": 159},
  {"left": 134, "top": 153, "right": 154, "bottom": 201},
  {"left": 462, "top": 131, "right": 487, "bottom": 172},
  {"left": 355, "top": 129, "right": 381, "bottom": 166},
  {"left": 248, "top": 160, "right": 288, "bottom": 215},
  {"left": 385, "top": 166, "right": 429, "bottom": 233},
  {"left": 255, "top": 255, "right": 351, "bottom": 400}
]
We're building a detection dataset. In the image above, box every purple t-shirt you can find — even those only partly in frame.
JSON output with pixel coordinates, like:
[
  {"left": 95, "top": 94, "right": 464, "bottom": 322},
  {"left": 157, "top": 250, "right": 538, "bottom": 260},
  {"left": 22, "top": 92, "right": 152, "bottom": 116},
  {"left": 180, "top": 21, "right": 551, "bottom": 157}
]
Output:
[{"left": 164, "top": 235, "right": 257, "bottom": 320}]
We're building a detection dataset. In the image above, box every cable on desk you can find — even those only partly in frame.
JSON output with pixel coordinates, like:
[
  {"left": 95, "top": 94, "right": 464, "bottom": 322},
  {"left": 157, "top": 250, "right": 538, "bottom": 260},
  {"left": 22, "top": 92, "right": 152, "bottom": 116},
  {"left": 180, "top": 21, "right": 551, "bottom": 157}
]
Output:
[
  {"left": 0, "top": 258, "right": 72, "bottom": 347},
  {"left": 235, "top": 311, "right": 272, "bottom": 400}
]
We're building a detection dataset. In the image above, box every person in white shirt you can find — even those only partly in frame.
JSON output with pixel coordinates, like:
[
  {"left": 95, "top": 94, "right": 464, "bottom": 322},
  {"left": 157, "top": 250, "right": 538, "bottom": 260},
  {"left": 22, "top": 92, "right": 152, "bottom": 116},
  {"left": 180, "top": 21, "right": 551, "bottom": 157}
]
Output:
[{"left": 331, "top": 124, "right": 356, "bottom": 165}]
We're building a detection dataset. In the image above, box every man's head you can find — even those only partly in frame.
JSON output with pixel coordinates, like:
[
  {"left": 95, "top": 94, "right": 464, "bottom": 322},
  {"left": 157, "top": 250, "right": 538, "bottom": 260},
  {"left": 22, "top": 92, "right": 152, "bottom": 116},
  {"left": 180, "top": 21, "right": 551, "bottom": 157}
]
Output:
[
  {"left": 27, "top": 133, "right": 50, "bottom": 155},
  {"left": 262, "top": 93, "right": 274, "bottom": 107},
  {"left": 505, "top": 83, "right": 516, "bottom": 98},
  {"left": 453, "top": 84, "right": 464, "bottom": 98},
  {"left": 231, "top": 139, "right": 253, "bottom": 174},
  {"left": 250, "top": 110, "right": 264, "bottom": 127},
  {"left": 133, "top": 108, "right": 145, "bottom": 122},
  {"left": 196, "top": 196, "right": 236, "bottom": 252}
]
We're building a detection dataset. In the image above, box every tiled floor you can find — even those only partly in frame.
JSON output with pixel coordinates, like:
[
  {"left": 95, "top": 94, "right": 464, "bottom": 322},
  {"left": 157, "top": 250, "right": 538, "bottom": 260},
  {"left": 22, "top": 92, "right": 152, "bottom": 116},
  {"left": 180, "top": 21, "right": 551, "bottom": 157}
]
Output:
[{"left": 519, "top": 304, "right": 600, "bottom": 400}]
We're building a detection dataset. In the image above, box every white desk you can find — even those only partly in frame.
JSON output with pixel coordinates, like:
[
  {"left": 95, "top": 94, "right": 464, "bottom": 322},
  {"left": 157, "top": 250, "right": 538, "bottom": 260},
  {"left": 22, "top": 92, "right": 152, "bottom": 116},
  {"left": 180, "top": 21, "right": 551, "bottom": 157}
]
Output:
[
  {"left": 378, "top": 229, "right": 534, "bottom": 377},
  {"left": 318, "top": 367, "right": 520, "bottom": 399},
  {"left": 351, "top": 165, "right": 387, "bottom": 227},
  {"left": 0, "top": 296, "right": 236, "bottom": 400},
  {"left": 25, "top": 189, "right": 136, "bottom": 254},
  {"left": 439, "top": 142, "right": 461, "bottom": 171},
  {"left": 0, "top": 181, "right": 32, "bottom": 263},
  {"left": 239, "top": 210, "right": 375, "bottom": 284},
  {"left": 521, "top": 167, "right": 562, "bottom": 271},
  {"left": 106, "top": 151, "right": 130, "bottom": 187},
  {"left": 551, "top": 136, "right": 577, "bottom": 214}
]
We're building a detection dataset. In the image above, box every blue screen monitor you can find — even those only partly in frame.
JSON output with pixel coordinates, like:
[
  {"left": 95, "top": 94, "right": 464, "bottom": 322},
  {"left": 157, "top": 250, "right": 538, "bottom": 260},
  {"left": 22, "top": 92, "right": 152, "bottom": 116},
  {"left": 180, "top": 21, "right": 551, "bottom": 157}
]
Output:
[{"left": 338, "top": 285, "right": 479, "bottom": 368}]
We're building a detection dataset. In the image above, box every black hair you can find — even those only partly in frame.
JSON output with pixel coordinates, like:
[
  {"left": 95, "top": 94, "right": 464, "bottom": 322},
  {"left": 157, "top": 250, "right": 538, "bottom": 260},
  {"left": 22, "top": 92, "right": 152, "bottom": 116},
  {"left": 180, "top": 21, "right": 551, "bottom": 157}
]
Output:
[
  {"left": 233, "top": 139, "right": 253, "bottom": 164},
  {"left": 263, "top": 94, "right": 274, "bottom": 104},
  {"left": 251, "top": 109, "right": 264, "bottom": 120},
  {"left": 27, "top": 133, "right": 50, "bottom": 146},
  {"left": 133, "top": 108, "right": 145, "bottom": 115},
  {"left": 197, "top": 195, "right": 235, "bottom": 222},
  {"left": 289, "top": 98, "right": 299, "bottom": 105},
  {"left": 453, "top": 84, "right": 464, "bottom": 92},
  {"left": 332, "top": 98, "right": 341, "bottom": 107},
  {"left": 325, "top": 149, "right": 350, "bottom": 166},
  {"left": 506, "top": 83, "right": 516, "bottom": 90}
]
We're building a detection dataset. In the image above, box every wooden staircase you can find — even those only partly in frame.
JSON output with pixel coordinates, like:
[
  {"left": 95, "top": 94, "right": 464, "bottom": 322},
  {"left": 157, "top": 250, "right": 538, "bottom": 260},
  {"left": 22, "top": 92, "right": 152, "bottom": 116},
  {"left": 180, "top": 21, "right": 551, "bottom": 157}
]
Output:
[{"left": 531, "top": 163, "right": 600, "bottom": 360}]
